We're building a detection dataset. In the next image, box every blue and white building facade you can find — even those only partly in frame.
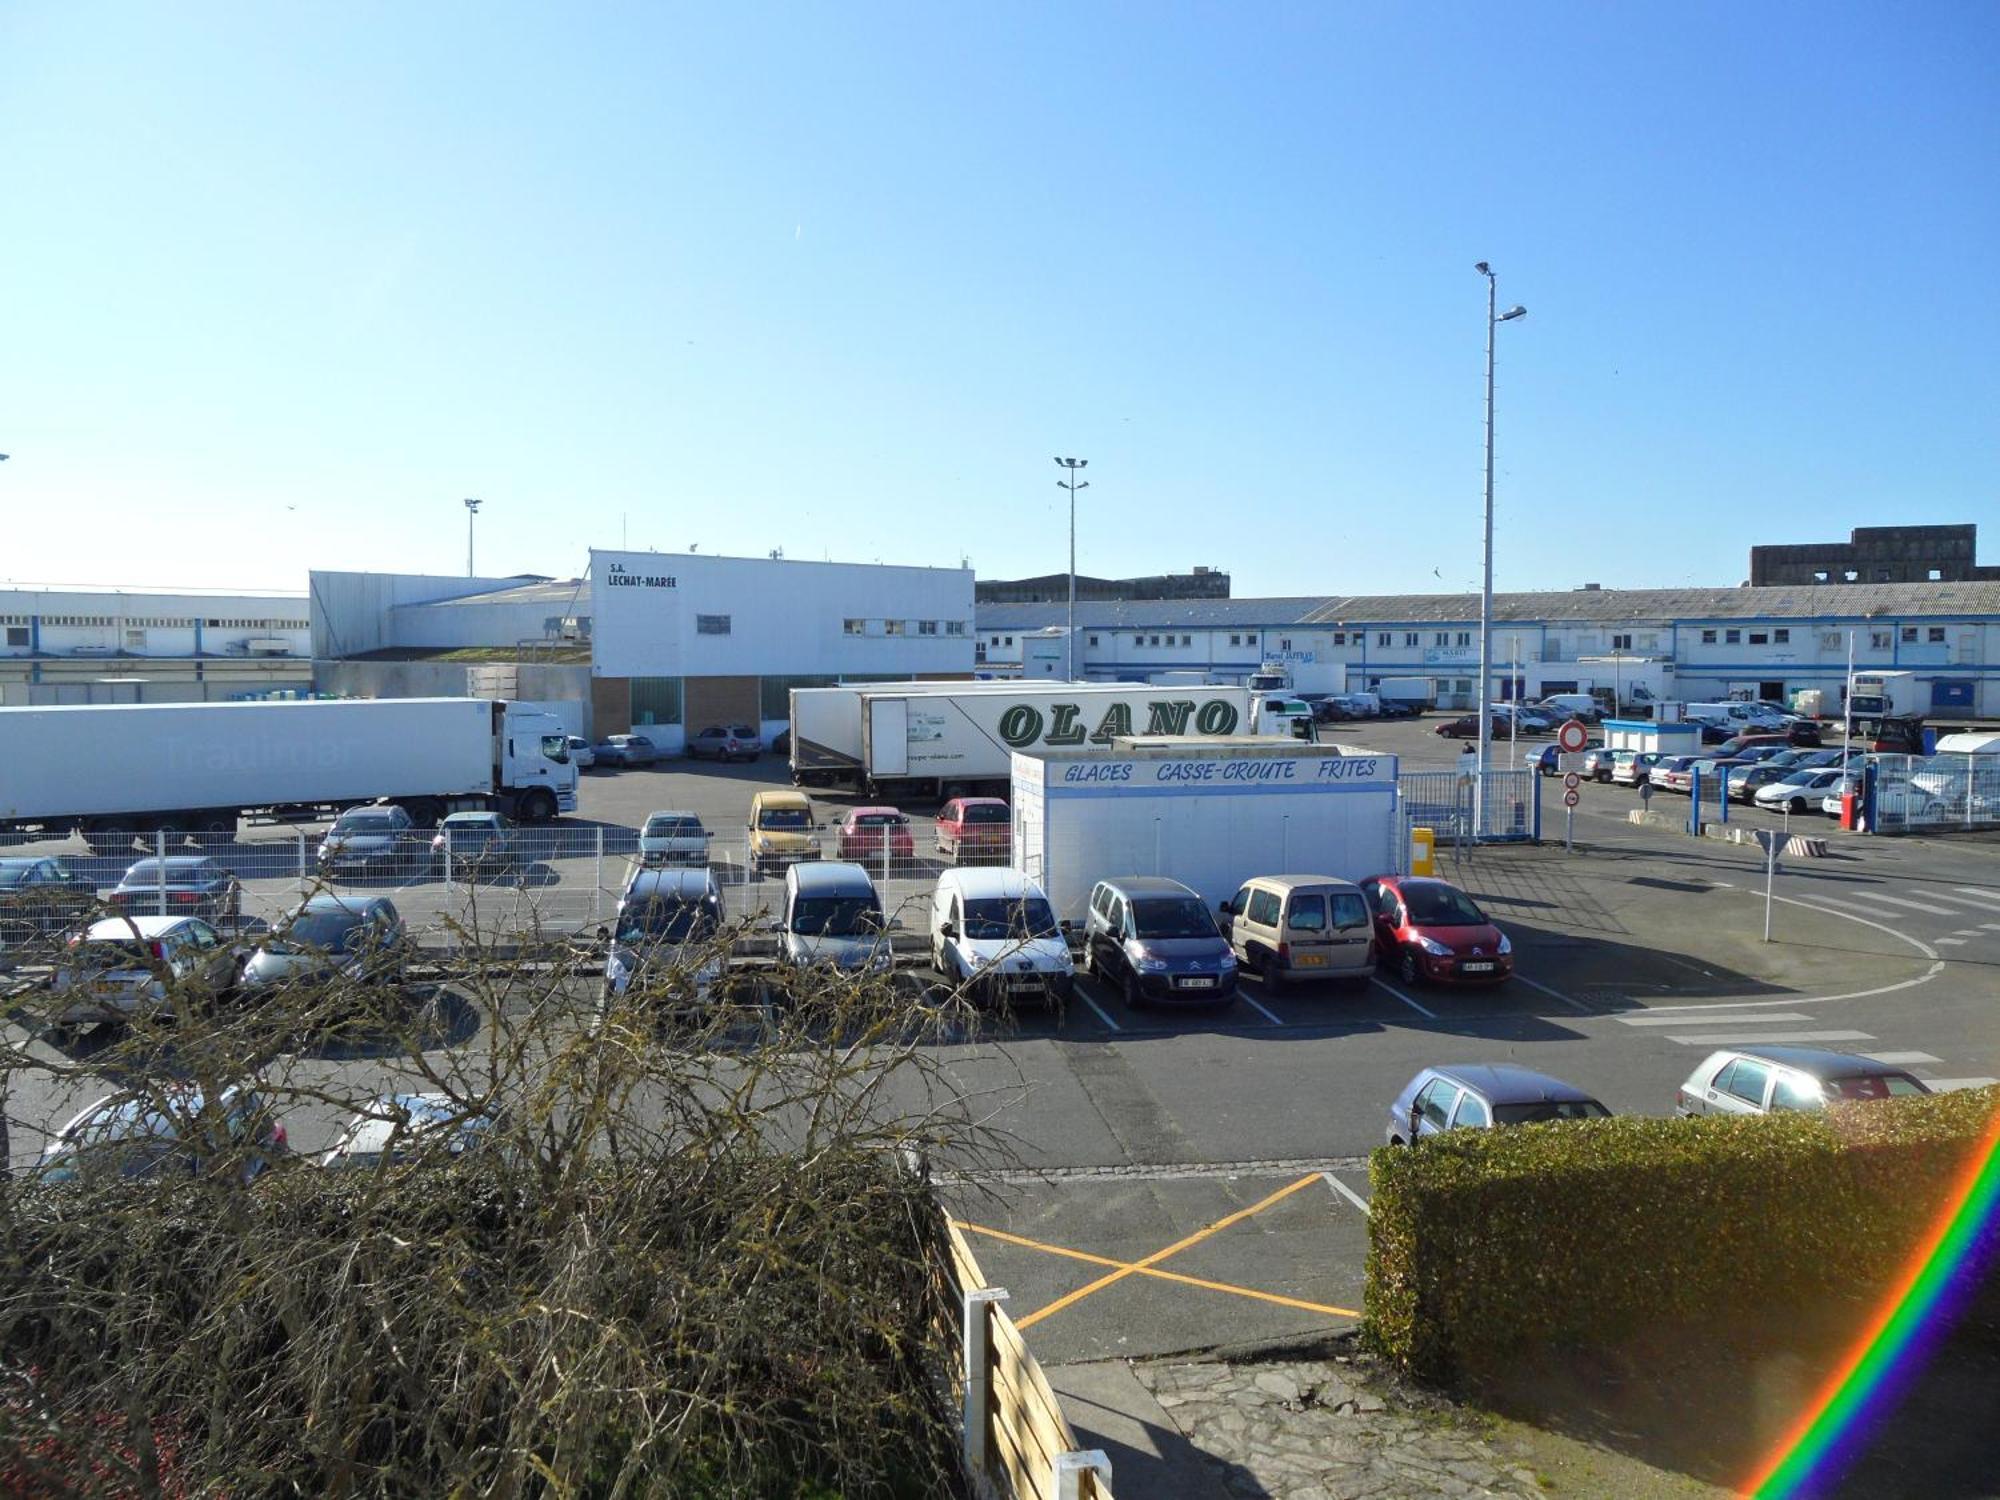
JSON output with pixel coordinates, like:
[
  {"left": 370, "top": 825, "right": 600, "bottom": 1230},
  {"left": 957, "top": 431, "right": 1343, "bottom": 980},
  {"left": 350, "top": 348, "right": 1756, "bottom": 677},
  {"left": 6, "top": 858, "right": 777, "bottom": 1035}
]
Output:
[
  {"left": 0, "top": 587, "right": 312, "bottom": 703},
  {"left": 975, "top": 582, "right": 2000, "bottom": 717}
]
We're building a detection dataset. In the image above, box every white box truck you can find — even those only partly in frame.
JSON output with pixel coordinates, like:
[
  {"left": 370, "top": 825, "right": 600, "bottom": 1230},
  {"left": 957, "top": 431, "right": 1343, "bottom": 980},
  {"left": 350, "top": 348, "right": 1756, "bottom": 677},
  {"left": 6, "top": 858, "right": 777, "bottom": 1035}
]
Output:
[
  {"left": 791, "top": 682, "right": 1309, "bottom": 798},
  {"left": 1012, "top": 737, "right": 1401, "bottom": 922},
  {"left": 1375, "top": 677, "right": 1435, "bottom": 710},
  {"left": 0, "top": 698, "right": 577, "bottom": 851}
]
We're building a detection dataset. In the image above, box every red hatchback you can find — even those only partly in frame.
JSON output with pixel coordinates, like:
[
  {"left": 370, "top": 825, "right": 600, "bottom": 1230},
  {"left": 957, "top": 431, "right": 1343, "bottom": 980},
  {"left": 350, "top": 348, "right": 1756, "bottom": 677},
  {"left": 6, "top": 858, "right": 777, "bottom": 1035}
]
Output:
[
  {"left": 1358, "top": 875, "right": 1512, "bottom": 986},
  {"left": 836, "top": 807, "right": 916, "bottom": 863},
  {"left": 935, "top": 797, "right": 1011, "bottom": 862}
]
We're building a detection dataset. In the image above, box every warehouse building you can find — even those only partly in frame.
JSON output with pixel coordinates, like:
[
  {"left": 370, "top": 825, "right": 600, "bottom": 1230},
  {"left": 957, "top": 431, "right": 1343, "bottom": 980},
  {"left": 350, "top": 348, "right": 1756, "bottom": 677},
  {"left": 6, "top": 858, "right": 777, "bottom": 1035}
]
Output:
[
  {"left": 975, "top": 580, "right": 2000, "bottom": 717},
  {"left": 313, "top": 550, "right": 975, "bottom": 748},
  {"left": 0, "top": 586, "right": 311, "bottom": 704},
  {"left": 1749, "top": 523, "right": 2000, "bottom": 586}
]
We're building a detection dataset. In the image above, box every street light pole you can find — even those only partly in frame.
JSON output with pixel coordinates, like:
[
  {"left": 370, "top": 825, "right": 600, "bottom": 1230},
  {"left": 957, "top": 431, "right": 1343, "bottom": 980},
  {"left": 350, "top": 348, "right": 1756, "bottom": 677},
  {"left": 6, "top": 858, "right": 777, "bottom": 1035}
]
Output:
[
  {"left": 1473, "top": 263, "right": 1526, "bottom": 836},
  {"left": 464, "top": 497, "right": 482, "bottom": 577},
  {"left": 1055, "top": 458, "right": 1089, "bottom": 681}
]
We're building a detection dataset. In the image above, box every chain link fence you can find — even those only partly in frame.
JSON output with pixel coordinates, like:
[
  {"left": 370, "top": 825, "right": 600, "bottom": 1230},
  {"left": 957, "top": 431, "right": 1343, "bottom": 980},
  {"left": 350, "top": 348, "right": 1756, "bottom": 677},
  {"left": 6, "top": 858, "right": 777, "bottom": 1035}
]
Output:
[
  {"left": 1396, "top": 767, "right": 1539, "bottom": 853},
  {"left": 1870, "top": 754, "right": 2000, "bottom": 834}
]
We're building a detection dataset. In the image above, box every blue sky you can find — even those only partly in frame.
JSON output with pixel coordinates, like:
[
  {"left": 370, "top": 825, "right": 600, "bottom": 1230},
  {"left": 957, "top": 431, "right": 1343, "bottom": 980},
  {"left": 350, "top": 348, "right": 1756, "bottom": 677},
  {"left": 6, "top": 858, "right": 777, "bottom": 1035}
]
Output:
[{"left": 2, "top": 2, "right": 1995, "bottom": 597}]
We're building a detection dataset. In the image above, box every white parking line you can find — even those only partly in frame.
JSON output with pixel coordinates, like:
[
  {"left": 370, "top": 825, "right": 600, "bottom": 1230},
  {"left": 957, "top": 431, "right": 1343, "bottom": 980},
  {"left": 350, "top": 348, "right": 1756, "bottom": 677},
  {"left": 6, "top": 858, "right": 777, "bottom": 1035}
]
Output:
[
  {"left": 1240, "top": 992, "right": 1286, "bottom": 1027},
  {"left": 1931, "top": 891, "right": 2000, "bottom": 912},
  {"left": 1322, "top": 1171, "right": 1372, "bottom": 1217},
  {"left": 1074, "top": 985, "right": 1122, "bottom": 1033},
  {"left": 1936, "top": 938, "right": 1967, "bottom": 947},
  {"left": 1985, "top": 924, "right": 2000, "bottom": 934},
  {"left": 1852, "top": 891, "right": 1962, "bottom": 918},
  {"left": 1951, "top": 888, "right": 2000, "bottom": 909},
  {"left": 1665, "top": 1029, "right": 1875, "bottom": 1046},
  {"left": 1509, "top": 973, "right": 1591, "bottom": 1014},
  {"left": 1865, "top": 1052, "right": 1942, "bottom": 1066},
  {"left": 1617, "top": 1011, "right": 1812, "bottom": 1026},
  {"left": 1370, "top": 976, "right": 1438, "bottom": 1020}
]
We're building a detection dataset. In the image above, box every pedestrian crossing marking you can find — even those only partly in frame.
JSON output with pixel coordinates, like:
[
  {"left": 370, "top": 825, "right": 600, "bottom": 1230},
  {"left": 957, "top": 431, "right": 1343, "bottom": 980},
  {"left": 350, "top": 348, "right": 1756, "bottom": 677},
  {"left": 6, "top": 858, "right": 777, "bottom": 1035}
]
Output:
[
  {"left": 1617, "top": 1012, "right": 1813, "bottom": 1027},
  {"left": 1665, "top": 1029, "right": 1874, "bottom": 1046}
]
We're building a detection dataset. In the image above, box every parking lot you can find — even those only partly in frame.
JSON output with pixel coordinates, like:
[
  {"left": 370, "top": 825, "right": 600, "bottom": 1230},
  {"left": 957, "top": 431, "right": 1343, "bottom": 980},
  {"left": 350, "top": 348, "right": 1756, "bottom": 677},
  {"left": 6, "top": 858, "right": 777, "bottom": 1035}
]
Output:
[{"left": 6, "top": 711, "right": 1998, "bottom": 1367}]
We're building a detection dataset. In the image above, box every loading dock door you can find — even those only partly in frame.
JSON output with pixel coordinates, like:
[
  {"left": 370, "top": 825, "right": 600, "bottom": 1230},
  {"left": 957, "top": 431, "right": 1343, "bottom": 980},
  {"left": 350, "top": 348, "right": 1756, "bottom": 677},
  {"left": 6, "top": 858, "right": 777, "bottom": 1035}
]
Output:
[{"left": 867, "top": 698, "right": 909, "bottom": 776}]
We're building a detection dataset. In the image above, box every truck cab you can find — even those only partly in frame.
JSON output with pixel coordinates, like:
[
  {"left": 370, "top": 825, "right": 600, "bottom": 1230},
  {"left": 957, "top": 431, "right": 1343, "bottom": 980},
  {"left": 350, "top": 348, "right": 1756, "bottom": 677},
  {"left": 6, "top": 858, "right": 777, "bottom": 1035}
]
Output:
[
  {"left": 1251, "top": 697, "right": 1320, "bottom": 742},
  {"left": 497, "top": 705, "right": 579, "bottom": 820}
]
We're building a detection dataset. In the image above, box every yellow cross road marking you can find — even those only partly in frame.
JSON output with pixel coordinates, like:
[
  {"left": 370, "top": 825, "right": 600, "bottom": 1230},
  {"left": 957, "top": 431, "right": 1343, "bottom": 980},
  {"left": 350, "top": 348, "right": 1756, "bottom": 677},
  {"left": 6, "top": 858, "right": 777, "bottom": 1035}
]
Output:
[
  {"left": 953, "top": 1218, "right": 1359, "bottom": 1319},
  {"left": 1007, "top": 1172, "right": 1328, "bottom": 1330}
]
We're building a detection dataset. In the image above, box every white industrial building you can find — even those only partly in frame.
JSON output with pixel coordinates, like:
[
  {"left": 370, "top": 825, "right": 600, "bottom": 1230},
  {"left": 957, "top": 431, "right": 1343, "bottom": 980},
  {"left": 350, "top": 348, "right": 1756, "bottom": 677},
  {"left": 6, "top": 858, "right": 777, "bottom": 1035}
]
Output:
[
  {"left": 0, "top": 586, "right": 312, "bottom": 704},
  {"left": 974, "top": 581, "right": 2000, "bottom": 717},
  {"left": 312, "top": 549, "right": 975, "bottom": 748}
]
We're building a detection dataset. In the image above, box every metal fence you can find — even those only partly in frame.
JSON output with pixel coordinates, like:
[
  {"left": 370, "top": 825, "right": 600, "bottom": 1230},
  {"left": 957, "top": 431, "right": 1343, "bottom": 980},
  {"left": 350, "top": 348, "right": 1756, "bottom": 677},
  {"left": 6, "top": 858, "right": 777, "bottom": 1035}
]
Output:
[
  {"left": 1870, "top": 755, "right": 2000, "bottom": 834},
  {"left": 1397, "top": 767, "right": 1539, "bottom": 850}
]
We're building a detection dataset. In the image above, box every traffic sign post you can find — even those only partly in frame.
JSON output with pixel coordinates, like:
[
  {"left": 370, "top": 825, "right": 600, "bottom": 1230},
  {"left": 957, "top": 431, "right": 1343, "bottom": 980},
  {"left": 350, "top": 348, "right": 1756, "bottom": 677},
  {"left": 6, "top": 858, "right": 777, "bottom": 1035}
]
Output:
[
  {"left": 1562, "top": 784, "right": 1579, "bottom": 852},
  {"left": 1563, "top": 771, "right": 1581, "bottom": 792},
  {"left": 1557, "top": 718, "right": 1589, "bottom": 754}
]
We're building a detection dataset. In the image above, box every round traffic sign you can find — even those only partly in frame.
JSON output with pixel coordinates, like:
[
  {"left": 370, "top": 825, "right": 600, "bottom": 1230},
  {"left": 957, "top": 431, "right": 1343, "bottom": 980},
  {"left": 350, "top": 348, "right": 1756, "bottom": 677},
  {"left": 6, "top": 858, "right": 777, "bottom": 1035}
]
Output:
[
  {"left": 1557, "top": 718, "right": 1589, "bottom": 753},
  {"left": 1639, "top": 781, "right": 1655, "bottom": 801},
  {"left": 1563, "top": 771, "right": 1581, "bottom": 791},
  {"left": 1563, "top": 788, "right": 1580, "bottom": 808}
]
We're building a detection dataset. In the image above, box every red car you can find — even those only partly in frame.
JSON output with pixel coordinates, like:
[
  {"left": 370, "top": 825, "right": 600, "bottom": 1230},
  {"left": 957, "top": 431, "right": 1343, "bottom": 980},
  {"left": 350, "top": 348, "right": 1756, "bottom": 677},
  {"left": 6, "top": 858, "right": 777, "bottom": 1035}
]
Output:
[
  {"left": 1358, "top": 875, "right": 1512, "bottom": 986},
  {"left": 1434, "top": 714, "right": 1510, "bottom": 739},
  {"left": 836, "top": 806, "right": 916, "bottom": 863},
  {"left": 934, "top": 797, "right": 1011, "bottom": 862}
]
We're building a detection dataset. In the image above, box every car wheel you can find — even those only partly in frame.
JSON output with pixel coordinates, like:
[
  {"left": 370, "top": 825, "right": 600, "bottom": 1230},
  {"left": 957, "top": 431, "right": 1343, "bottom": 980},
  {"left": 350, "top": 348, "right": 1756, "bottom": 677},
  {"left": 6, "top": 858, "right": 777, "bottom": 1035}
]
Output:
[
  {"left": 1122, "top": 967, "right": 1144, "bottom": 1010},
  {"left": 1261, "top": 955, "right": 1286, "bottom": 995},
  {"left": 1789, "top": 798, "right": 1806, "bottom": 815},
  {"left": 1397, "top": 947, "right": 1421, "bottom": 985}
]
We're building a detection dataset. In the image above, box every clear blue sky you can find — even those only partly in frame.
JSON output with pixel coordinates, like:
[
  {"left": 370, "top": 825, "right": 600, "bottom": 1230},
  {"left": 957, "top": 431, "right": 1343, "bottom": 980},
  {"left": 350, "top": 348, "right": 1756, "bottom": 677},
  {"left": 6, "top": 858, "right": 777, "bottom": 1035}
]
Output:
[{"left": 3, "top": 2, "right": 1995, "bottom": 597}]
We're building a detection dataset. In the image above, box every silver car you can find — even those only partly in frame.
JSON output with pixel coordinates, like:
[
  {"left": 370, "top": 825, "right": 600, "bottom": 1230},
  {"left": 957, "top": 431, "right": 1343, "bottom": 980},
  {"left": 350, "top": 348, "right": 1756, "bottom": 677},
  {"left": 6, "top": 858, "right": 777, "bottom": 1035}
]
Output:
[
  {"left": 1676, "top": 1045, "right": 1929, "bottom": 1116},
  {"left": 320, "top": 1092, "right": 502, "bottom": 1170},
  {"left": 637, "top": 810, "right": 710, "bottom": 866},
  {"left": 48, "top": 914, "right": 239, "bottom": 1026}
]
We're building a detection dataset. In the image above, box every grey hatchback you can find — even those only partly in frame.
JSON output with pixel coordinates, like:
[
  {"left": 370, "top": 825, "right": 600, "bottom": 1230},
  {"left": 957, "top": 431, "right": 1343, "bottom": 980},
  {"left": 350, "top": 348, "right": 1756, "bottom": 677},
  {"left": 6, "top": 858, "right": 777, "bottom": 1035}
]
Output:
[{"left": 1386, "top": 1063, "right": 1611, "bottom": 1145}]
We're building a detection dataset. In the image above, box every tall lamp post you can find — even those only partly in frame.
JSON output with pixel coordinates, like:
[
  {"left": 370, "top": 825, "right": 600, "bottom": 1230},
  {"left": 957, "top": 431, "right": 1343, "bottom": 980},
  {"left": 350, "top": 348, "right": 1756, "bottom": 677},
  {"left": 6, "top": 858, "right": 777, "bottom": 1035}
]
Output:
[
  {"left": 1055, "top": 458, "right": 1089, "bottom": 681},
  {"left": 464, "top": 497, "right": 482, "bottom": 577},
  {"left": 1474, "top": 263, "right": 1527, "bottom": 835}
]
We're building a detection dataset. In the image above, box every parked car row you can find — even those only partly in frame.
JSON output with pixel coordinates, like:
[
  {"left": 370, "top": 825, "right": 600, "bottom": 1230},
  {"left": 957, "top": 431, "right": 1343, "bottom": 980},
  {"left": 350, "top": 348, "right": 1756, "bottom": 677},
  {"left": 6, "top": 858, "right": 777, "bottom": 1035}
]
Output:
[
  {"left": 1386, "top": 1044, "right": 1930, "bottom": 1146},
  {"left": 587, "top": 725, "right": 765, "bottom": 770}
]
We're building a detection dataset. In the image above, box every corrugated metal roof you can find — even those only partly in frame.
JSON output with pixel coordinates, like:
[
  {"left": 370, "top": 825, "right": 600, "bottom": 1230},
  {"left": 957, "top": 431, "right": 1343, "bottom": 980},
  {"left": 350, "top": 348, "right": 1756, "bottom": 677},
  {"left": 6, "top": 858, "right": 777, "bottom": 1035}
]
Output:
[
  {"left": 406, "top": 580, "right": 592, "bottom": 610},
  {"left": 976, "top": 580, "right": 2000, "bottom": 631}
]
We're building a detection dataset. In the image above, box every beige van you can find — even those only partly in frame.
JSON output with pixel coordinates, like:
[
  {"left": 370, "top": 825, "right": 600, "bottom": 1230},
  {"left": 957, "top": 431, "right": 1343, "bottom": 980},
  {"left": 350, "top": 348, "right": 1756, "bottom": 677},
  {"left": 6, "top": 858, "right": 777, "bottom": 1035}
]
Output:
[
  {"left": 747, "top": 789, "right": 820, "bottom": 875},
  {"left": 1219, "top": 875, "right": 1375, "bottom": 990}
]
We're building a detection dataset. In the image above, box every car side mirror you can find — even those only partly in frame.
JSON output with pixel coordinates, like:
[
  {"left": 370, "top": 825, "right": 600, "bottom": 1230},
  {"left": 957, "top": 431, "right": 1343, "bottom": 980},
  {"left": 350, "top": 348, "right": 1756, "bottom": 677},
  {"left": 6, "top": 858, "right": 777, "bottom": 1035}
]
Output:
[
  {"left": 1059, "top": 919, "right": 1075, "bottom": 933},
  {"left": 1217, "top": 901, "right": 1233, "bottom": 916},
  {"left": 766, "top": 918, "right": 784, "bottom": 933},
  {"left": 939, "top": 921, "right": 957, "bottom": 939},
  {"left": 594, "top": 925, "right": 609, "bottom": 944}
]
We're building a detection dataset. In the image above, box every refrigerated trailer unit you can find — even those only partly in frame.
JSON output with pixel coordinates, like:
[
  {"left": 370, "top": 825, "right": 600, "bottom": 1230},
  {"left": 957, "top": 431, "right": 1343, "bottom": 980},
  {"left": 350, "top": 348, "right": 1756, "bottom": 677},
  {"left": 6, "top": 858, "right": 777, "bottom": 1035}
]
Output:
[
  {"left": 0, "top": 697, "right": 577, "bottom": 850},
  {"left": 1011, "top": 737, "right": 1401, "bottom": 923},
  {"left": 791, "top": 682, "right": 1288, "bottom": 798}
]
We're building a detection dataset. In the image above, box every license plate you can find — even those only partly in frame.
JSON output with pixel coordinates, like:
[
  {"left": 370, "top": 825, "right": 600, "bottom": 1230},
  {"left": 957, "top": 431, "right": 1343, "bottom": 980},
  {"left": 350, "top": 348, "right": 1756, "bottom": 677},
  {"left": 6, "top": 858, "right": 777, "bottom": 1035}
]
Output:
[
  {"left": 1292, "top": 954, "right": 1327, "bottom": 968},
  {"left": 1005, "top": 978, "right": 1042, "bottom": 991},
  {"left": 1460, "top": 961, "right": 1496, "bottom": 973},
  {"left": 1173, "top": 975, "right": 1215, "bottom": 989}
]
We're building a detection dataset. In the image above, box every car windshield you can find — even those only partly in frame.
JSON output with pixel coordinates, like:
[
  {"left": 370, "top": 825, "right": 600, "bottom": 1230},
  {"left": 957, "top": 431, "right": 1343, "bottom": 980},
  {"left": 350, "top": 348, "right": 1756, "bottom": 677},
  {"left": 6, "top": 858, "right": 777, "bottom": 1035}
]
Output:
[
  {"left": 1131, "top": 897, "right": 1217, "bottom": 939},
  {"left": 962, "top": 804, "right": 1009, "bottom": 823},
  {"left": 1493, "top": 1100, "right": 1613, "bottom": 1125},
  {"left": 334, "top": 813, "right": 397, "bottom": 833},
  {"left": 121, "top": 862, "right": 204, "bottom": 886},
  {"left": 541, "top": 734, "right": 569, "bottom": 763},
  {"left": 1403, "top": 886, "right": 1486, "bottom": 925},
  {"left": 616, "top": 899, "right": 715, "bottom": 944},
  {"left": 1826, "top": 1073, "right": 1929, "bottom": 1101},
  {"left": 792, "top": 896, "right": 882, "bottom": 937},
  {"left": 645, "top": 817, "right": 702, "bottom": 837},
  {"left": 961, "top": 897, "right": 1059, "bottom": 941},
  {"left": 75, "top": 939, "right": 157, "bottom": 970},
  {"left": 759, "top": 808, "right": 811, "bottom": 830},
  {"left": 0, "top": 864, "right": 36, "bottom": 888},
  {"left": 274, "top": 912, "right": 367, "bottom": 953}
]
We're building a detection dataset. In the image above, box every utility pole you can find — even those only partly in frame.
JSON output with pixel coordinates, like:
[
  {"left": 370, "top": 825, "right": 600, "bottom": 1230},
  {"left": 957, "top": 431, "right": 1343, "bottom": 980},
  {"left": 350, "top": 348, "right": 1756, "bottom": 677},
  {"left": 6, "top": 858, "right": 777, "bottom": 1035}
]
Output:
[
  {"left": 1473, "top": 263, "right": 1527, "bottom": 836},
  {"left": 1055, "top": 458, "right": 1089, "bottom": 681},
  {"left": 464, "top": 497, "right": 483, "bottom": 577}
]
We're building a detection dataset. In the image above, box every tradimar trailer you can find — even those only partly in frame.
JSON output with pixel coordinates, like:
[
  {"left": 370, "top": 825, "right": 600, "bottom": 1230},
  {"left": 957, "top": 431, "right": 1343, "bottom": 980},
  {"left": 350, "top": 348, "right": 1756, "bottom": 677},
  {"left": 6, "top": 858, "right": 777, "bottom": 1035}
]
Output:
[
  {"left": 0, "top": 698, "right": 578, "bottom": 852},
  {"left": 790, "top": 682, "right": 1309, "bottom": 798}
]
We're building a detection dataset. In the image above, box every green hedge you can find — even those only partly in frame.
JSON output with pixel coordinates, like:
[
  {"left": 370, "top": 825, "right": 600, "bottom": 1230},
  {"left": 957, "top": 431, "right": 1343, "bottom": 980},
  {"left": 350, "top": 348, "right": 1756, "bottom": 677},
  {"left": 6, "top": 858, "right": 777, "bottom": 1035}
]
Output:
[{"left": 1363, "top": 1087, "right": 2000, "bottom": 1383}]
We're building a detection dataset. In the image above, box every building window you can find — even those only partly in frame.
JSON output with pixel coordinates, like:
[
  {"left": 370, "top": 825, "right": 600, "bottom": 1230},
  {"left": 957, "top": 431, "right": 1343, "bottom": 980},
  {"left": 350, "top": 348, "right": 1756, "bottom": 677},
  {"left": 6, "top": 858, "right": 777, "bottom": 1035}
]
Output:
[
  {"left": 1403, "top": 632, "right": 1417, "bottom": 647},
  {"left": 1432, "top": 632, "right": 1447, "bottom": 646},
  {"left": 1087, "top": 634, "right": 1099, "bottom": 646},
  {"left": 1723, "top": 630, "right": 1739, "bottom": 645},
  {"left": 629, "top": 676, "right": 684, "bottom": 728},
  {"left": 1928, "top": 568, "right": 1944, "bottom": 581},
  {"left": 1900, "top": 626, "right": 1917, "bottom": 643},
  {"left": 1332, "top": 632, "right": 1344, "bottom": 645},
  {"left": 918, "top": 620, "right": 938, "bottom": 635},
  {"left": 1928, "top": 627, "right": 1946, "bottom": 643},
  {"left": 4, "top": 627, "right": 27, "bottom": 648},
  {"left": 1613, "top": 633, "right": 1635, "bottom": 650},
  {"left": 1870, "top": 630, "right": 1891, "bottom": 650},
  {"left": 124, "top": 629, "right": 147, "bottom": 649},
  {"left": 1813, "top": 570, "right": 1831, "bottom": 583},
  {"left": 1149, "top": 635, "right": 1161, "bottom": 647},
  {"left": 1843, "top": 570, "right": 1859, "bottom": 582},
  {"left": 1004, "top": 636, "right": 1013, "bottom": 646},
  {"left": 1453, "top": 678, "right": 1472, "bottom": 694},
  {"left": 884, "top": 620, "right": 905, "bottom": 636},
  {"left": 695, "top": 614, "right": 731, "bottom": 635},
  {"left": 1748, "top": 632, "right": 1767, "bottom": 645},
  {"left": 945, "top": 621, "right": 965, "bottom": 635},
  {"left": 1181, "top": 634, "right": 1192, "bottom": 647},
  {"left": 843, "top": 619, "right": 866, "bottom": 635},
  {"left": 1773, "top": 629, "right": 1789, "bottom": 644},
  {"left": 1141, "top": 635, "right": 1152, "bottom": 647},
  {"left": 1455, "top": 631, "right": 1470, "bottom": 647},
  {"left": 1278, "top": 637, "right": 1292, "bottom": 651},
  {"left": 1700, "top": 629, "right": 1717, "bottom": 645},
  {"left": 990, "top": 636, "right": 1000, "bottom": 646},
  {"left": 1378, "top": 632, "right": 1392, "bottom": 647}
]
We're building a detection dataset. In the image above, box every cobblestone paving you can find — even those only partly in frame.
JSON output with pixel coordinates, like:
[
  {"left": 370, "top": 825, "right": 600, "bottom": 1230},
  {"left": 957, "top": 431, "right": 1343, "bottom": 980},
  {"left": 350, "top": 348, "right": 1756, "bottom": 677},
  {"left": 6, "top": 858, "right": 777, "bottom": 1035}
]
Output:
[{"left": 1136, "top": 1357, "right": 1543, "bottom": 1499}]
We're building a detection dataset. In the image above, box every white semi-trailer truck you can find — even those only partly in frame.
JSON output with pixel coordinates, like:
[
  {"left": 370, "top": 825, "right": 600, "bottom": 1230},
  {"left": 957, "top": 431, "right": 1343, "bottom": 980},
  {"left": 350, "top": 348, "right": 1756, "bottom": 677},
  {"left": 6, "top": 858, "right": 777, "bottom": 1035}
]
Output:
[
  {"left": 0, "top": 698, "right": 578, "bottom": 852},
  {"left": 791, "top": 682, "right": 1313, "bottom": 798}
]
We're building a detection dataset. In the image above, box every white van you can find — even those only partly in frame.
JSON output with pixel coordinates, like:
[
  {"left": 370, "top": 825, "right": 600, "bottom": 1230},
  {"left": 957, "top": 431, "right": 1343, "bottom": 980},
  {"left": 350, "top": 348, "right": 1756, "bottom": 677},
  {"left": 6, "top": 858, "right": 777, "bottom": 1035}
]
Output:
[
  {"left": 1685, "top": 702, "right": 1766, "bottom": 730},
  {"left": 778, "top": 861, "right": 890, "bottom": 974},
  {"left": 1535, "top": 693, "right": 1600, "bottom": 722},
  {"left": 929, "top": 867, "right": 1074, "bottom": 1008}
]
